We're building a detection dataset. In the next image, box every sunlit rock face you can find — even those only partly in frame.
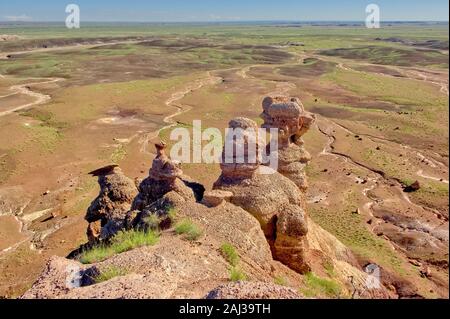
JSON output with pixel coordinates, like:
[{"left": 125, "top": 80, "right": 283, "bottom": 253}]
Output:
[
  {"left": 219, "top": 117, "right": 263, "bottom": 181},
  {"left": 214, "top": 117, "right": 311, "bottom": 274},
  {"left": 260, "top": 96, "right": 315, "bottom": 192}
]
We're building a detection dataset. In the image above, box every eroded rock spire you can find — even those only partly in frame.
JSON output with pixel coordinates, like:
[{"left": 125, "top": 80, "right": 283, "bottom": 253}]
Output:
[
  {"left": 219, "top": 117, "right": 263, "bottom": 181},
  {"left": 85, "top": 165, "right": 138, "bottom": 243},
  {"left": 214, "top": 117, "right": 311, "bottom": 273},
  {"left": 132, "top": 142, "right": 195, "bottom": 211},
  {"left": 261, "top": 96, "right": 315, "bottom": 192}
]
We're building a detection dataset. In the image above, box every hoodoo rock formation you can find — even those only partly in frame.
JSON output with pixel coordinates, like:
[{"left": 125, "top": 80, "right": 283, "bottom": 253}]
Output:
[
  {"left": 124, "top": 142, "right": 203, "bottom": 232},
  {"left": 132, "top": 142, "right": 196, "bottom": 211},
  {"left": 261, "top": 96, "right": 315, "bottom": 192},
  {"left": 214, "top": 117, "right": 311, "bottom": 274},
  {"left": 219, "top": 117, "right": 262, "bottom": 180},
  {"left": 85, "top": 165, "right": 138, "bottom": 243},
  {"left": 24, "top": 144, "right": 283, "bottom": 299},
  {"left": 24, "top": 95, "right": 393, "bottom": 299}
]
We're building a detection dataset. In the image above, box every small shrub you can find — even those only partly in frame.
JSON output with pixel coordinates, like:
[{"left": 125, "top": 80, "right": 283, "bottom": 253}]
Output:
[
  {"left": 79, "top": 245, "right": 111, "bottom": 264},
  {"left": 111, "top": 229, "right": 160, "bottom": 253},
  {"left": 94, "top": 266, "right": 128, "bottom": 284},
  {"left": 175, "top": 219, "right": 203, "bottom": 241},
  {"left": 79, "top": 230, "right": 159, "bottom": 264},
  {"left": 220, "top": 243, "right": 240, "bottom": 266},
  {"left": 229, "top": 266, "right": 247, "bottom": 282}
]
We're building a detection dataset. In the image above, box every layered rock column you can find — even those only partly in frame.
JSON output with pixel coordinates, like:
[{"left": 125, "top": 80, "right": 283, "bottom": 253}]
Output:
[
  {"left": 132, "top": 142, "right": 195, "bottom": 211},
  {"left": 85, "top": 143, "right": 197, "bottom": 242},
  {"left": 260, "top": 96, "right": 315, "bottom": 192},
  {"left": 214, "top": 117, "right": 311, "bottom": 273},
  {"left": 85, "top": 165, "right": 138, "bottom": 243},
  {"left": 219, "top": 117, "right": 262, "bottom": 181}
]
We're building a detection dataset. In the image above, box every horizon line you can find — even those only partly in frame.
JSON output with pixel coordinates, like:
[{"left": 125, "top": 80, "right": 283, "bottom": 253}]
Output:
[{"left": 0, "top": 19, "right": 449, "bottom": 24}]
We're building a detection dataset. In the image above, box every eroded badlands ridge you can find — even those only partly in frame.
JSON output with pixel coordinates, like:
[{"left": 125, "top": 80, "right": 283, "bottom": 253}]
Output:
[{"left": 23, "top": 96, "right": 393, "bottom": 299}]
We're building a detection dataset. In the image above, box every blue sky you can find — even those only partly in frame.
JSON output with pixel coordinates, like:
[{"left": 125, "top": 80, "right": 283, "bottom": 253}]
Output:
[{"left": 0, "top": 0, "right": 448, "bottom": 22}]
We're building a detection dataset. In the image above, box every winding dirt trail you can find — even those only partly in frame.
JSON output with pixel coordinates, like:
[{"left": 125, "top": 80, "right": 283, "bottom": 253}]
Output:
[
  {"left": 330, "top": 55, "right": 449, "bottom": 97},
  {"left": 318, "top": 113, "right": 448, "bottom": 223},
  {"left": 417, "top": 170, "right": 449, "bottom": 184},
  {"left": 138, "top": 57, "right": 296, "bottom": 157},
  {"left": 0, "top": 75, "right": 64, "bottom": 118},
  {"left": 317, "top": 117, "right": 386, "bottom": 178},
  {"left": 236, "top": 63, "right": 297, "bottom": 96},
  {"left": 299, "top": 51, "right": 450, "bottom": 183},
  {"left": 331, "top": 121, "right": 449, "bottom": 170},
  {"left": 0, "top": 39, "right": 154, "bottom": 118},
  {"left": 0, "top": 65, "right": 67, "bottom": 256},
  {"left": 138, "top": 71, "right": 222, "bottom": 154},
  {"left": 316, "top": 116, "right": 446, "bottom": 214},
  {"left": 244, "top": 52, "right": 448, "bottom": 177},
  {"left": 316, "top": 116, "right": 448, "bottom": 262},
  {"left": 323, "top": 119, "right": 449, "bottom": 182}
]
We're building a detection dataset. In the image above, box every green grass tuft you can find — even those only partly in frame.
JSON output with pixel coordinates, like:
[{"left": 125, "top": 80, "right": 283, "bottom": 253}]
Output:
[
  {"left": 220, "top": 243, "right": 240, "bottom": 266},
  {"left": 301, "top": 272, "right": 342, "bottom": 298},
  {"left": 94, "top": 266, "right": 128, "bottom": 284},
  {"left": 79, "top": 229, "right": 159, "bottom": 264},
  {"left": 324, "top": 261, "right": 336, "bottom": 278},
  {"left": 175, "top": 219, "right": 203, "bottom": 241},
  {"left": 229, "top": 266, "right": 247, "bottom": 282}
]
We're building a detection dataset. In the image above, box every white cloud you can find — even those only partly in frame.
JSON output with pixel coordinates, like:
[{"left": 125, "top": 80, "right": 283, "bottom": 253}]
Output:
[{"left": 4, "top": 14, "right": 32, "bottom": 22}]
